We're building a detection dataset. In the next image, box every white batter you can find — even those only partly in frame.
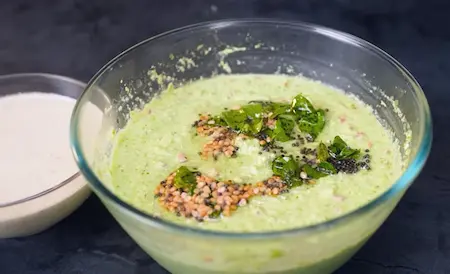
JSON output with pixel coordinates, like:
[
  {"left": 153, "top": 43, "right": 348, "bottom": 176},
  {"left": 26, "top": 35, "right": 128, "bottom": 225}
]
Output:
[{"left": 0, "top": 92, "right": 78, "bottom": 204}]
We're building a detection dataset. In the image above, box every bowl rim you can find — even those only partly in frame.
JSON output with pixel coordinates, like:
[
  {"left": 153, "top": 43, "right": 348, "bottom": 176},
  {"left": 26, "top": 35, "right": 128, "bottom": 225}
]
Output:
[
  {"left": 71, "top": 19, "right": 432, "bottom": 239},
  {"left": 0, "top": 73, "right": 85, "bottom": 208}
]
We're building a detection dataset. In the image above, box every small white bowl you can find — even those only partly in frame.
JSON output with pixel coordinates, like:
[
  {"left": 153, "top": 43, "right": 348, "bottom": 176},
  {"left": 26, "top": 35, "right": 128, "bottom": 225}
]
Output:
[
  {"left": 0, "top": 173, "right": 90, "bottom": 238},
  {"left": 0, "top": 73, "right": 91, "bottom": 238}
]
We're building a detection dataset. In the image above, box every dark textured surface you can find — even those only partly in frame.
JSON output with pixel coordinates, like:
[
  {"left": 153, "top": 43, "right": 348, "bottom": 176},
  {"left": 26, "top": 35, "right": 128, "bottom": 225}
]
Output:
[{"left": 0, "top": 0, "right": 449, "bottom": 273}]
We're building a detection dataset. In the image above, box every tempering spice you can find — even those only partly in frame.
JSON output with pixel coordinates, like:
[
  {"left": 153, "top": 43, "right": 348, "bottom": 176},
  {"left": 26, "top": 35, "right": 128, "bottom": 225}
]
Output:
[
  {"left": 155, "top": 93, "right": 372, "bottom": 221},
  {"left": 154, "top": 167, "right": 288, "bottom": 221}
]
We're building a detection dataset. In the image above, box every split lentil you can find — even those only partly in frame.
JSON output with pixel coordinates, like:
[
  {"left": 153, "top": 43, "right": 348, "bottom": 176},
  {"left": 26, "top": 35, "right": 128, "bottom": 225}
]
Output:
[
  {"left": 155, "top": 168, "right": 289, "bottom": 221},
  {"left": 193, "top": 114, "right": 241, "bottom": 160}
]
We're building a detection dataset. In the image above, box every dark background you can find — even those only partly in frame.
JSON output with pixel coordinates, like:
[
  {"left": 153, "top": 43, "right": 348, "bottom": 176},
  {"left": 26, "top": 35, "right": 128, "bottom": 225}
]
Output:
[{"left": 0, "top": 0, "right": 449, "bottom": 273}]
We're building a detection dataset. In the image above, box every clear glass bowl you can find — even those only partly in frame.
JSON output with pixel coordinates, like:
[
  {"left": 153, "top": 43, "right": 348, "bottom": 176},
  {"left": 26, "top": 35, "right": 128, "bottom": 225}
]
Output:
[{"left": 70, "top": 20, "right": 432, "bottom": 274}]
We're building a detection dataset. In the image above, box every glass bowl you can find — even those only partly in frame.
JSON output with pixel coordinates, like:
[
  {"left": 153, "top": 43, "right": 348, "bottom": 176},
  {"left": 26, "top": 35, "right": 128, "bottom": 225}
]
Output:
[
  {"left": 70, "top": 20, "right": 432, "bottom": 274},
  {"left": 0, "top": 73, "right": 91, "bottom": 238}
]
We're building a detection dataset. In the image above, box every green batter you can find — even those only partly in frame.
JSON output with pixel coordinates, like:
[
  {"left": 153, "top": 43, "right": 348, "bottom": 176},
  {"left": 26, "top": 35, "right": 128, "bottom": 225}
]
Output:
[{"left": 109, "top": 74, "right": 404, "bottom": 232}]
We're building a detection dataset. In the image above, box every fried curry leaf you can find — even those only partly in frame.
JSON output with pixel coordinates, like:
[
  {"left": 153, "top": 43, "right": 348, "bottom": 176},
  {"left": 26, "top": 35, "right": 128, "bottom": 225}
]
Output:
[
  {"left": 217, "top": 94, "right": 326, "bottom": 141},
  {"left": 291, "top": 94, "right": 315, "bottom": 116},
  {"left": 221, "top": 104, "right": 264, "bottom": 134},
  {"left": 249, "top": 101, "right": 291, "bottom": 118},
  {"left": 243, "top": 103, "right": 264, "bottom": 133},
  {"left": 272, "top": 156, "right": 297, "bottom": 177},
  {"left": 173, "top": 166, "right": 197, "bottom": 194},
  {"left": 317, "top": 142, "right": 330, "bottom": 162},
  {"left": 288, "top": 177, "right": 304, "bottom": 188},
  {"left": 329, "top": 136, "right": 360, "bottom": 160},
  {"left": 297, "top": 109, "right": 325, "bottom": 140},
  {"left": 278, "top": 115, "right": 296, "bottom": 133},
  {"left": 329, "top": 136, "right": 346, "bottom": 153},
  {"left": 340, "top": 147, "right": 360, "bottom": 159},
  {"left": 302, "top": 164, "right": 329, "bottom": 179},
  {"left": 317, "top": 161, "right": 337, "bottom": 175},
  {"left": 268, "top": 115, "right": 295, "bottom": 142},
  {"left": 209, "top": 115, "right": 227, "bottom": 127},
  {"left": 272, "top": 156, "right": 303, "bottom": 188},
  {"left": 269, "top": 102, "right": 291, "bottom": 118},
  {"left": 289, "top": 94, "right": 326, "bottom": 140},
  {"left": 222, "top": 109, "right": 247, "bottom": 130},
  {"left": 209, "top": 210, "right": 222, "bottom": 218},
  {"left": 314, "top": 109, "right": 326, "bottom": 136},
  {"left": 242, "top": 103, "right": 264, "bottom": 119}
]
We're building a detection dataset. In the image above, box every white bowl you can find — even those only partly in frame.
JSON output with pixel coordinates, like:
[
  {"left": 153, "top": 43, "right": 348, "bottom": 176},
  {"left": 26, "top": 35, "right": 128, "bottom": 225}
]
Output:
[
  {"left": 0, "top": 173, "right": 90, "bottom": 238},
  {"left": 0, "top": 73, "right": 92, "bottom": 238}
]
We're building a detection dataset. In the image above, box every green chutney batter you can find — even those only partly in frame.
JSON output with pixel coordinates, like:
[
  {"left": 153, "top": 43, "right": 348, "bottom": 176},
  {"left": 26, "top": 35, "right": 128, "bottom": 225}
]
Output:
[{"left": 109, "top": 74, "right": 404, "bottom": 232}]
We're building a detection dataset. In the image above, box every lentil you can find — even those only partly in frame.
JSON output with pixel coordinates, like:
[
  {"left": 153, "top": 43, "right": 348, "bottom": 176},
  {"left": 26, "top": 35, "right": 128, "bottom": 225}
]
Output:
[
  {"left": 193, "top": 114, "right": 240, "bottom": 160},
  {"left": 155, "top": 171, "right": 290, "bottom": 221}
]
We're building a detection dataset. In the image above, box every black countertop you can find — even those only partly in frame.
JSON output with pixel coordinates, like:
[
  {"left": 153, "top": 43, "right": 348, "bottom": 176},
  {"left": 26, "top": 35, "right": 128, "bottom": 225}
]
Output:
[{"left": 0, "top": 0, "right": 449, "bottom": 273}]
